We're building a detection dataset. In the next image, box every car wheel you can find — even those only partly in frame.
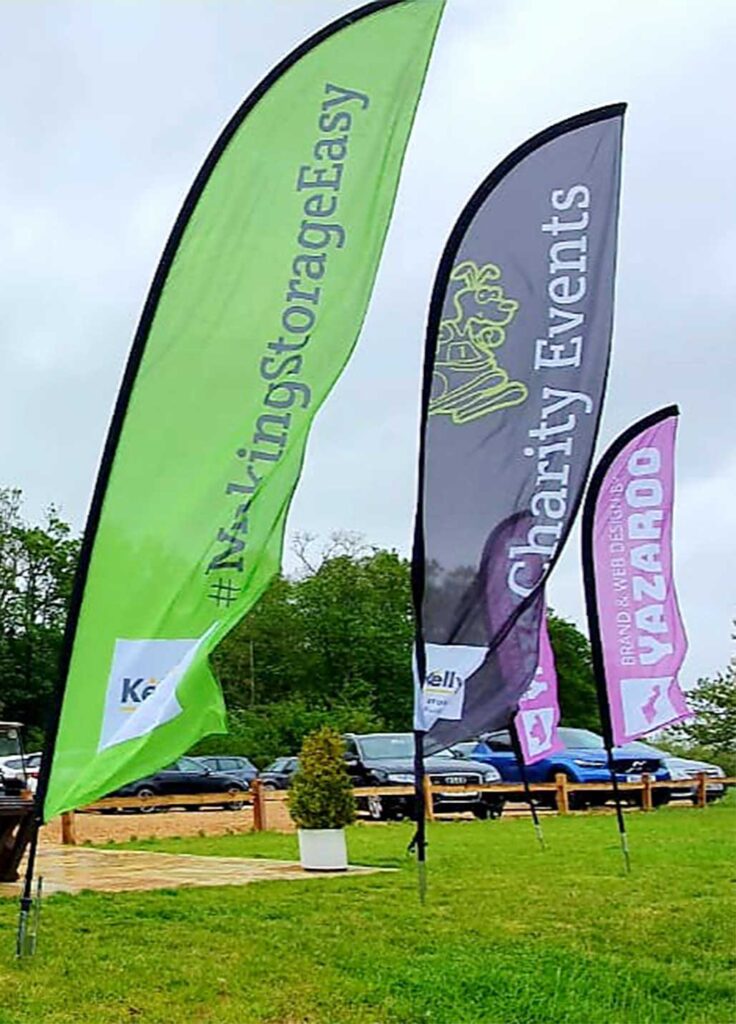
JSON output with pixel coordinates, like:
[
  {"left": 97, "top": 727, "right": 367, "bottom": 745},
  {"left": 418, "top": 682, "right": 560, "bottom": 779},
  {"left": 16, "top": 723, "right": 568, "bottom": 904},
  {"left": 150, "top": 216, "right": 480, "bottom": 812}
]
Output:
[
  {"left": 134, "top": 786, "right": 158, "bottom": 814},
  {"left": 490, "top": 799, "right": 504, "bottom": 820},
  {"left": 262, "top": 782, "right": 278, "bottom": 792},
  {"left": 367, "top": 795, "right": 384, "bottom": 821},
  {"left": 225, "top": 785, "right": 246, "bottom": 810}
]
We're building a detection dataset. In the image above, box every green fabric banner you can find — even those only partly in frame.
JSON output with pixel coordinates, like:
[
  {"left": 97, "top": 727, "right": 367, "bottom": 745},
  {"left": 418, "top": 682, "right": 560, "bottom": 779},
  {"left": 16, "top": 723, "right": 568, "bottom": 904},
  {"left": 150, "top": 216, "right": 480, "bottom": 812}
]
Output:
[{"left": 44, "top": 0, "right": 445, "bottom": 820}]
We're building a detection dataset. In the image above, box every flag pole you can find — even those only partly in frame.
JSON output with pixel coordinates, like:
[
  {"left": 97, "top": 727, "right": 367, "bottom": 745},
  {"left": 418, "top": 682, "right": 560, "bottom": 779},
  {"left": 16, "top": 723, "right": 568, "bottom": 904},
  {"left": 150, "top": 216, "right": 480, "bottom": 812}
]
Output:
[
  {"left": 16, "top": 822, "right": 41, "bottom": 957},
  {"left": 581, "top": 445, "right": 632, "bottom": 876},
  {"left": 604, "top": 741, "right": 630, "bottom": 873},
  {"left": 510, "top": 719, "right": 545, "bottom": 851},
  {"left": 411, "top": 727, "right": 428, "bottom": 902}
]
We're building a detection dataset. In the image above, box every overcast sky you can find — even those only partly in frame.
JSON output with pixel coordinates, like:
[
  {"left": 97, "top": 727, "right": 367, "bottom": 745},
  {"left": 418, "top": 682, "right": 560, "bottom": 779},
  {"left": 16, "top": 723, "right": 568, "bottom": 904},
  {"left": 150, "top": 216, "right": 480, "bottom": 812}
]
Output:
[{"left": 2, "top": 0, "right": 734, "bottom": 685}]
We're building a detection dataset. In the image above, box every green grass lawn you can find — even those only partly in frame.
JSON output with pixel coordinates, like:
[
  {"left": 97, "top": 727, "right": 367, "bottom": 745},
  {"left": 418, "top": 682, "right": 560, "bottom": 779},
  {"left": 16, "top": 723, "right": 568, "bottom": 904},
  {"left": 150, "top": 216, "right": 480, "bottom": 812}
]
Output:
[{"left": 1, "top": 802, "right": 734, "bottom": 1024}]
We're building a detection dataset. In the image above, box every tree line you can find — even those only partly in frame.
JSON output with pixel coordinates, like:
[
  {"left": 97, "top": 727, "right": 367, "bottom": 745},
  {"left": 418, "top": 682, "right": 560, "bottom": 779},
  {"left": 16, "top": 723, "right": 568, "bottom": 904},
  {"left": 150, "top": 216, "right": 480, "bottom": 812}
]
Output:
[{"left": 1, "top": 491, "right": 732, "bottom": 772}]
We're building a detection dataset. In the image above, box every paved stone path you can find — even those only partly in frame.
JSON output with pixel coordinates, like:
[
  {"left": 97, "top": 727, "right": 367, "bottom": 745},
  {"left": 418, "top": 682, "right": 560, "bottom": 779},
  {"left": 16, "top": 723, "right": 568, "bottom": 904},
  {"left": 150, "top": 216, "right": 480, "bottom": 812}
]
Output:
[{"left": 0, "top": 844, "right": 385, "bottom": 898}]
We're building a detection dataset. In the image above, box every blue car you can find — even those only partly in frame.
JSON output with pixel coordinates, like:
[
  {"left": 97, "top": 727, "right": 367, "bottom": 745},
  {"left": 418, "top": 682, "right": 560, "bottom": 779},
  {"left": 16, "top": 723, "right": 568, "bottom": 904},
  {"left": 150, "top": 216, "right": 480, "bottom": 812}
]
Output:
[{"left": 453, "top": 727, "right": 671, "bottom": 808}]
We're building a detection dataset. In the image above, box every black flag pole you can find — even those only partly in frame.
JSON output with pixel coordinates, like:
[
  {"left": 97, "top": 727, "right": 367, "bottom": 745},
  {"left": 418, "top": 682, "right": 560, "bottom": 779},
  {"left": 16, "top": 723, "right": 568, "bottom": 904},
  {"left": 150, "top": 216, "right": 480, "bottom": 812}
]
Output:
[
  {"left": 408, "top": 631, "right": 429, "bottom": 900},
  {"left": 509, "top": 719, "right": 545, "bottom": 851},
  {"left": 582, "top": 546, "right": 631, "bottom": 871},
  {"left": 411, "top": 727, "right": 428, "bottom": 902},
  {"left": 582, "top": 443, "right": 633, "bottom": 876}
]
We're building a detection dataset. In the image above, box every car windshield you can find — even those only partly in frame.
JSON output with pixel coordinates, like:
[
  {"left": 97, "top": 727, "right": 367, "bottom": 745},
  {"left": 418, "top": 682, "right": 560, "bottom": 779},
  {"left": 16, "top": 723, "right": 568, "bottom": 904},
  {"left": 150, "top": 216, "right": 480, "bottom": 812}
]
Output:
[
  {"left": 557, "top": 728, "right": 604, "bottom": 750},
  {"left": 267, "top": 758, "right": 288, "bottom": 771},
  {"left": 629, "top": 741, "right": 664, "bottom": 755},
  {"left": 0, "top": 728, "right": 21, "bottom": 759},
  {"left": 358, "top": 734, "right": 415, "bottom": 759},
  {"left": 452, "top": 743, "right": 479, "bottom": 758}
]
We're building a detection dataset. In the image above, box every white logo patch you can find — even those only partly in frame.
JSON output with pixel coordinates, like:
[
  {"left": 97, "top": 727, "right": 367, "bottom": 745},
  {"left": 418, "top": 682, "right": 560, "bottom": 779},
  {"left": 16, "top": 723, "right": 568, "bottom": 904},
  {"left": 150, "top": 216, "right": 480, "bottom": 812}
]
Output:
[
  {"left": 620, "top": 676, "right": 677, "bottom": 737},
  {"left": 98, "top": 637, "right": 202, "bottom": 752},
  {"left": 414, "top": 643, "right": 486, "bottom": 731}
]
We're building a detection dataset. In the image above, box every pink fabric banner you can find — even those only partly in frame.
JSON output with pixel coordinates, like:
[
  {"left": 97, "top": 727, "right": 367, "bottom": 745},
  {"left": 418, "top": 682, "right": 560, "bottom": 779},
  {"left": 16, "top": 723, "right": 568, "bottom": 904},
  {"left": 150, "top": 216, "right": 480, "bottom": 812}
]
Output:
[
  {"left": 515, "top": 613, "right": 563, "bottom": 764},
  {"left": 591, "top": 411, "right": 690, "bottom": 744}
]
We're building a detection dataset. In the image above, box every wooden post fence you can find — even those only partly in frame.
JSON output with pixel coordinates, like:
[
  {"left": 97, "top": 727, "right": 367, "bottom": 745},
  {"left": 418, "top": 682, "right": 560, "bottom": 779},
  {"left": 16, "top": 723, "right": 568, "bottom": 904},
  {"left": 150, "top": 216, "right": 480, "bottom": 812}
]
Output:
[
  {"left": 60, "top": 811, "right": 77, "bottom": 846},
  {"left": 555, "top": 773, "right": 569, "bottom": 815},
  {"left": 422, "top": 774, "right": 436, "bottom": 822},
  {"left": 251, "top": 778, "right": 266, "bottom": 832},
  {"left": 641, "top": 773, "right": 653, "bottom": 812},
  {"left": 697, "top": 772, "right": 708, "bottom": 809},
  {"left": 51, "top": 775, "right": 733, "bottom": 843}
]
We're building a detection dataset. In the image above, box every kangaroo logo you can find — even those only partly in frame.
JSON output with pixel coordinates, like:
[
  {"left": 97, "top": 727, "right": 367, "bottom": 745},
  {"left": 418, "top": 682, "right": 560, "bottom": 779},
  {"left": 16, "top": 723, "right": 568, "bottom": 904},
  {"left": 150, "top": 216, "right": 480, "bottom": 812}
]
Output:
[{"left": 429, "top": 260, "right": 527, "bottom": 424}]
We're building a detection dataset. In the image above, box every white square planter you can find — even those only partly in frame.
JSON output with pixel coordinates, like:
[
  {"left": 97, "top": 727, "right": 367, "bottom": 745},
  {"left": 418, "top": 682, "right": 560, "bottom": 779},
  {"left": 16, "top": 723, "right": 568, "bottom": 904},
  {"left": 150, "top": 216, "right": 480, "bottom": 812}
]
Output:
[{"left": 297, "top": 828, "right": 348, "bottom": 871}]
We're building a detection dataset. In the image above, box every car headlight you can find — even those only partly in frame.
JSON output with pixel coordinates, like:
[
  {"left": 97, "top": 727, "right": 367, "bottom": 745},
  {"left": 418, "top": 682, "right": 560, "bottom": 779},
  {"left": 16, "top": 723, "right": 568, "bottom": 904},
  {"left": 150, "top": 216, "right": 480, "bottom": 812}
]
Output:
[
  {"left": 573, "top": 758, "right": 605, "bottom": 768},
  {"left": 483, "top": 769, "right": 500, "bottom": 783},
  {"left": 386, "top": 773, "right": 414, "bottom": 784},
  {"left": 666, "top": 766, "right": 690, "bottom": 780},
  {"left": 370, "top": 769, "right": 388, "bottom": 783}
]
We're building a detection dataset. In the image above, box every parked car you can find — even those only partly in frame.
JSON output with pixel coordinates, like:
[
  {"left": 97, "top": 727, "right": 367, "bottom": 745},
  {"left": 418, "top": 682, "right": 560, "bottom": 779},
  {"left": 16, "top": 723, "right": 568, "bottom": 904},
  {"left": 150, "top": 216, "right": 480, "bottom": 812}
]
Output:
[
  {"left": 459, "top": 728, "right": 670, "bottom": 808},
  {"left": 191, "top": 755, "right": 258, "bottom": 787},
  {"left": 259, "top": 757, "right": 299, "bottom": 790},
  {"left": 0, "top": 752, "right": 41, "bottom": 794},
  {"left": 105, "top": 756, "right": 248, "bottom": 812},
  {"left": 342, "top": 732, "right": 504, "bottom": 821},
  {"left": 0, "top": 723, "right": 35, "bottom": 883},
  {"left": 632, "top": 745, "right": 726, "bottom": 803}
]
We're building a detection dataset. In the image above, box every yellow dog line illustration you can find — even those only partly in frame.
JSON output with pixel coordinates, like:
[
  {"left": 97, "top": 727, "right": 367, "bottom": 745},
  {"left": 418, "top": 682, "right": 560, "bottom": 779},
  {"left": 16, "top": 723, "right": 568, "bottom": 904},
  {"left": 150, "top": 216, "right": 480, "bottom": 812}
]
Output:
[{"left": 430, "top": 260, "right": 527, "bottom": 425}]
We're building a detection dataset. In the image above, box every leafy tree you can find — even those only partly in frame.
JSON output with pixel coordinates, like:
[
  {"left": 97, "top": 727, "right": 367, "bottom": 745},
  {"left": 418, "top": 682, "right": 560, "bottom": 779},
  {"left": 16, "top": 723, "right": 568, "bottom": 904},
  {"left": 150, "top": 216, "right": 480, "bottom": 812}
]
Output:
[
  {"left": 213, "top": 537, "right": 414, "bottom": 731},
  {"left": 211, "top": 539, "right": 603, "bottom": 754},
  {"left": 0, "top": 489, "right": 79, "bottom": 732},
  {"left": 660, "top": 646, "right": 736, "bottom": 775},
  {"left": 191, "top": 697, "right": 383, "bottom": 768},
  {"left": 547, "top": 610, "right": 601, "bottom": 731}
]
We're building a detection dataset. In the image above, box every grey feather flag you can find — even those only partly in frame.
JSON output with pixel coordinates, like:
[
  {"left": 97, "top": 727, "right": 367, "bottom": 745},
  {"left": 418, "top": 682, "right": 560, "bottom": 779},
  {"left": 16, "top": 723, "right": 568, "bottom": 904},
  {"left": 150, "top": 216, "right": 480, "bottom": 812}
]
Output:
[{"left": 412, "top": 105, "right": 626, "bottom": 753}]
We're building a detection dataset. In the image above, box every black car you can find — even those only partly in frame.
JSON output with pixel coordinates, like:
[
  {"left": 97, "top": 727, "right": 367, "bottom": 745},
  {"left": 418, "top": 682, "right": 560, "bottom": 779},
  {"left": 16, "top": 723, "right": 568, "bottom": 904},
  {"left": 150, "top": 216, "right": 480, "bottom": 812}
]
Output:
[
  {"left": 259, "top": 757, "right": 299, "bottom": 790},
  {"left": 343, "top": 732, "right": 504, "bottom": 821},
  {"left": 106, "top": 756, "right": 248, "bottom": 813},
  {"left": 191, "top": 755, "right": 258, "bottom": 787}
]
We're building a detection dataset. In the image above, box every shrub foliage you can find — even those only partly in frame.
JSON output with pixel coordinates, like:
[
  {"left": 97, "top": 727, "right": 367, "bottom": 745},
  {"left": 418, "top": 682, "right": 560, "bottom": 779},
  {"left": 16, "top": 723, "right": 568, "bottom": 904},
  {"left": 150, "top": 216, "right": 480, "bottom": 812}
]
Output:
[{"left": 288, "top": 726, "right": 356, "bottom": 830}]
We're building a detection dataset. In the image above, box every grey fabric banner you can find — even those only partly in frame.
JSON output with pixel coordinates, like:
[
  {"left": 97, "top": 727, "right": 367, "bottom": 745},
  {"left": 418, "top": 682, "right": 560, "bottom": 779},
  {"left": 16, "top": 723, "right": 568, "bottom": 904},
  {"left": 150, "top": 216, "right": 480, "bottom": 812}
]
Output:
[{"left": 413, "top": 105, "right": 625, "bottom": 753}]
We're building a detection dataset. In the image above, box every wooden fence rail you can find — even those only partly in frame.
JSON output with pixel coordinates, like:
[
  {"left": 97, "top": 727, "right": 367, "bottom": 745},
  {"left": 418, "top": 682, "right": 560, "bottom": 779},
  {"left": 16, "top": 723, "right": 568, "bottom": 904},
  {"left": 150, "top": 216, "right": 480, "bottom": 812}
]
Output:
[{"left": 57, "top": 773, "right": 733, "bottom": 843}]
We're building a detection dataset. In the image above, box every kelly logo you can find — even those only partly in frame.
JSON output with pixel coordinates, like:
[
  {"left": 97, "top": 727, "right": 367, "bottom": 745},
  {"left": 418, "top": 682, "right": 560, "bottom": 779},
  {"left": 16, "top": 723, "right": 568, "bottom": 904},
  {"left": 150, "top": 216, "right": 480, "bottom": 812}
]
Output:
[
  {"left": 416, "top": 643, "right": 488, "bottom": 731},
  {"left": 121, "top": 676, "right": 160, "bottom": 706},
  {"left": 429, "top": 260, "right": 526, "bottom": 424},
  {"left": 425, "top": 669, "right": 464, "bottom": 695},
  {"left": 99, "top": 637, "right": 199, "bottom": 751}
]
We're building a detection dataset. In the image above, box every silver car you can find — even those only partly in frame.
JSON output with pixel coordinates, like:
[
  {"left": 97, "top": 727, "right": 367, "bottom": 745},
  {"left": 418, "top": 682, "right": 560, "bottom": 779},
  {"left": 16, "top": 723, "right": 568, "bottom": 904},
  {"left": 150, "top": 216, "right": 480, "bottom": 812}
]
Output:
[{"left": 661, "top": 754, "right": 725, "bottom": 802}]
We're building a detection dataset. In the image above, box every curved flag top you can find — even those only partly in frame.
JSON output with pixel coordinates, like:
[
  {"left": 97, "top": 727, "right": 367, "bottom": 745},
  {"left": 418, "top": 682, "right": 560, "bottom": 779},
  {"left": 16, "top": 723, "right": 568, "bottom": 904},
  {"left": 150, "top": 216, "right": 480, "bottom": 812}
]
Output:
[
  {"left": 41, "top": 0, "right": 446, "bottom": 821},
  {"left": 412, "top": 105, "right": 626, "bottom": 753},
  {"left": 583, "top": 406, "right": 690, "bottom": 746},
  {"left": 514, "top": 610, "right": 563, "bottom": 765}
]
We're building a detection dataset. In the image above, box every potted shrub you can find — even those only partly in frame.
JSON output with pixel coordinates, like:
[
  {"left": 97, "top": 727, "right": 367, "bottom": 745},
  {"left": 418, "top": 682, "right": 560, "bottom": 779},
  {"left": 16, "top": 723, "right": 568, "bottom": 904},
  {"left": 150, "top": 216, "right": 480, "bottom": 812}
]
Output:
[{"left": 288, "top": 726, "right": 356, "bottom": 871}]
